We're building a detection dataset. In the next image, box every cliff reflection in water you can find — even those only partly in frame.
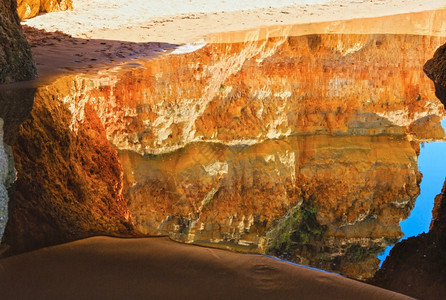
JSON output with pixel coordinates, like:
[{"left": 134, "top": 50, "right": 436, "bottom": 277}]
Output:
[
  {"left": 121, "top": 135, "right": 420, "bottom": 280},
  {"left": 115, "top": 32, "right": 444, "bottom": 280},
  {"left": 6, "top": 10, "right": 446, "bottom": 281}
]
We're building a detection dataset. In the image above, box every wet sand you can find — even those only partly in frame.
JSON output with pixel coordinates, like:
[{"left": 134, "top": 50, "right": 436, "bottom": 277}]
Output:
[{"left": 0, "top": 236, "right": 413, "bottom": 299}]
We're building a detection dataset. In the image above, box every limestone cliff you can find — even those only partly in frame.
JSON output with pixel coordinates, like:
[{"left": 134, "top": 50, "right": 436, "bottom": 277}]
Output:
[
  {"left": 0, "top": 0, "right": 36, "bottom": 83},
  {"left": 0, "top": 87, "right": 35, "bottom": 246},
  {"left": 17, "top": 0, "right": 73, "bottom": 20},
  {"left": 82, "top": 34, "right": 445, "bottom": 156},
  {"left": 5, "top": 30, "right": 445, "bottom": 281},
  {"left": 4, "top": 76, "right": 135, "bottom": 253}
]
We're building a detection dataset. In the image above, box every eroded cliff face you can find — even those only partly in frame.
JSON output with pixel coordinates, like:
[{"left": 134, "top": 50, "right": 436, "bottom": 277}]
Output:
[
  {"left": 4, "top": 30, "right": 446, "bottom": 280},
  {"left": 4, "top": 77, "right": 134, "bottom": 253},
  {"left": 17, "top": 0, "right": 73, "bottom": 20}
]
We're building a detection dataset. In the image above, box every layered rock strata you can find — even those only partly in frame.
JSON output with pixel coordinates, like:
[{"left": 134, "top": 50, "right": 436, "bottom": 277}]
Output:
[{"left": 5, "top": 29, "right": 446, "bottom": 281}]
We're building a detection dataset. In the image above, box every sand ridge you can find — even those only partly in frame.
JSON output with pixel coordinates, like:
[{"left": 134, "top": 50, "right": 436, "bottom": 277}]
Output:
[{"left": 0, "top": 236, "right": 414, "bottom": 299}]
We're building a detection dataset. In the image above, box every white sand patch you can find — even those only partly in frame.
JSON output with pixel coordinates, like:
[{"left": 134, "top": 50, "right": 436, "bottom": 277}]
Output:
[
  {"left": 22, "top": 0, "right": 446, "bottom": 44},
  {"left": 24, "top": 0, "right": 331, "bottom": 34}
]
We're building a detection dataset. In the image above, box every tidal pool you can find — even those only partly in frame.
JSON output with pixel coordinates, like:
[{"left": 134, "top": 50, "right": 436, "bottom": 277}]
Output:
[{"left": 4, "top": 9, "right": 446, "bottom": 282}]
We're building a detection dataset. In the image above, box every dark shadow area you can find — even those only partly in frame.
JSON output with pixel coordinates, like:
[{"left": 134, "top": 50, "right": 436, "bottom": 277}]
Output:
[
  {"left": 424, "top": 43, "right": 446, "bottom": 108},
  {"left": 370, "top": 180, "right": 446, "bottom": 299},
  {"left": 0, "top": 87, "right": 35, "bottom": 145}
]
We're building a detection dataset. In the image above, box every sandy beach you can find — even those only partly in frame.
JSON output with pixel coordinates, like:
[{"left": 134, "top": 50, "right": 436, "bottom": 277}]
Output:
[
  {"left": 0, "top": 236, "right": 413, "bottom": 299},
  {"left": 14, "top": 0, "right": 446, "bottom": 86},
  {"left": 23, "top": 0, "right": 446, "bottom": 44}
]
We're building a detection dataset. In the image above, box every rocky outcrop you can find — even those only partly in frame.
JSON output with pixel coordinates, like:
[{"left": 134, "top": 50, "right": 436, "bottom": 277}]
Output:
[
  {"left": 0, "top": 87, "right": 35, "bottom": 246},
  {"left": 370, "top": 181, "right": 446, "bottom": 299},
  {"left": 424, "top": 43, "right": 446, "bottom": 107},
  {"left": 0, "top": 119, "right": 13, "bottom": 241},
  {"left": 370, "top": 41, "right": 446, "bottom": 297},
  {"left": 0, "top": 0, "right": 36, "bottom": 83},
  {"left": 17, "top": 0, "right": 73, "bottom": 20},
  {"left": 4, "top": 76, "right": 135, "bottom": 253},
  {"left": 0, "top": 0, "right": 36, "bottom": 244}
]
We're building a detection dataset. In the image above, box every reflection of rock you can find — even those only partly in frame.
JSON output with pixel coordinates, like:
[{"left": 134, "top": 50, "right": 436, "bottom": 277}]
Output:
[
  {"left": 424, "top": 43, "right": 446, "bottom": 107},
  {"left": 17, "top": 0, "right": 72, "bottom": 20},
  {"left": 89, "top": 34, "right": 445, "bottom": 155},
  {"left": 0, "top": 0, "right": 36, "bottom": 83},
  {"left": 370, "top": 181, "right": 446, "bottom": 299},
  {"left": 5, "top": 29, "right": 446, "bottom": 280},
  {"left": 371, "top": 41, "right": 446, "bottom": 297},
  {"left": 121, "top": 135, "right": 420, "bottom": 280}
]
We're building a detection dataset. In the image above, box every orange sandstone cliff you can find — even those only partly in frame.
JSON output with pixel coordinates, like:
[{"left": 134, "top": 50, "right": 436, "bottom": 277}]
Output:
[
  {"left": 4, "top": 28, "right": 446, "bottom": 281},
  {"left": 17, "top": 0, "right": 72, "bottom": 20}
]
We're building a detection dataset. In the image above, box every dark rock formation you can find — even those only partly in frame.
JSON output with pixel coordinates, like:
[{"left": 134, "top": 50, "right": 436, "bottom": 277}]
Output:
[
  {"left": 371, "top": 42, "right": 446, "bottom": 298},
  {"left": 0, "top": 0, "right": 37, "bottom": 83},
  {"left": 0, "top": 0, "right": 36, "bottom": 247},
  {"left": 370, "top": 181, "right": 446, "bottom": 299},
  {"left": 424, "top": 43, "right": 446, "bottom": 107}
]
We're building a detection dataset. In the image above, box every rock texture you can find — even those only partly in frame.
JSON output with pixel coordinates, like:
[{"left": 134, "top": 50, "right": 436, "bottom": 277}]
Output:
[
  {"left": 0, "top": 87, "right": 35, "bottom": 246},
  {"left": 0, "top": 0, "right": 36, "bottom": 244},
  {"left": 0, "top": 0, "right": 36, "bottom": 83},
  {"left": 424, "top": 43, "right": 446, "bottom": 107},
  {"left": 0, "top": 119, "right": 13, "bottom": 241},
  {"left": 17, "top": 0, "right": 73, "bottom": 20},
  {"left": 6, "top": 30, "right": 446, "bottom": 281},
  {"left": 370, "top": 41, "right": 446, "bottom": 297},
  {"left": 89, "top": 34, "right": 445, "bottom": 155},
  {"left": 370, "top": 181, "right": 446, "bottom": 299},
  {"left": 4, "top": 76, "right": 135, "bottom": 253}
]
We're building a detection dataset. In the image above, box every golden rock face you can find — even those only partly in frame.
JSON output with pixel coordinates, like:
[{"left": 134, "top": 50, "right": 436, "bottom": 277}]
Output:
[
  {"left": 17, "top": 0, "right": 72, "bottom": 20},
  {"left": 5, "top": 15, "right": 446, "bottom": 280},
  {"left": 89, "top": 34, "right": 445, "bottom": 156}
]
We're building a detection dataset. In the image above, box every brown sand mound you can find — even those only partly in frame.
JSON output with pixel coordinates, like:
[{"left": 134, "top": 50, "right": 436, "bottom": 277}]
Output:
[{"left": 0, "top": 236, "right": 411, "bottom": 299}]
